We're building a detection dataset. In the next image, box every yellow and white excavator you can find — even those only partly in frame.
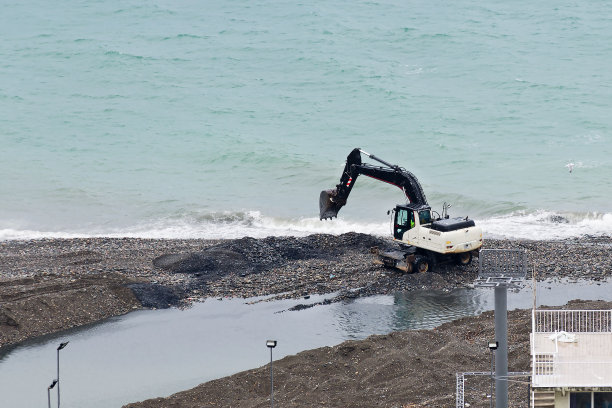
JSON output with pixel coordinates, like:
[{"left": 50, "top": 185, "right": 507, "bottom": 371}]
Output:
[{"left": 320, "top": 148, "right": 482, "bottom": 273}]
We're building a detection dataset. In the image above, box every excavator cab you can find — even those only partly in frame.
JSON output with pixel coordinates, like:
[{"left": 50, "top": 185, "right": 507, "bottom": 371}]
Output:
[{"left": 393, "top": 204, "right": 432, "bottom": 240}]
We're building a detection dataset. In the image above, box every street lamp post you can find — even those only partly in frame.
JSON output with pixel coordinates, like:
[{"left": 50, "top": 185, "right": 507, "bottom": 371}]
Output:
[
  {"left": 488, "top": 341, "right": 498, "bottom": 408},
  {"left": 47, "top": 380, "right": 58, "bottom": 408},
  {"left": 57, "top": 341, "right": 69, "bottom": 408},
  {"left": 476, "top": 249, "right": 527, "bottom": 408},
  {"left": 266, "top": 340, "right": 277, "bottom": 408}
]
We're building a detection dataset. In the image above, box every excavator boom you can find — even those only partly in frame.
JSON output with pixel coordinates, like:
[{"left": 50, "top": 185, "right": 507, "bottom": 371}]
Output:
[{"left": 319, "top": 148, "right": 428, "bottom": 220}]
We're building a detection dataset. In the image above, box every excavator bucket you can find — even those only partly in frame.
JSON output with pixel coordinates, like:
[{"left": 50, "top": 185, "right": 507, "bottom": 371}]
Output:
[
  {"left": 319, "top": 148, "right": 363, "bottom": 220},
  {"left": 319, "top": 189, "right": 346, "bottom": 220}
]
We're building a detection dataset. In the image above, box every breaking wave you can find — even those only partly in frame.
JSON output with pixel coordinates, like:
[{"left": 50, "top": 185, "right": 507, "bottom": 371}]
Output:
[
  {"left": 1, "top": 210, "right": 611, "bottom": 241},
  {"left": 0, "top": 211, "right": 389, "bottom": 241},
  {"left": 479, "top": 210, "right": 612, "bottom": 240}
]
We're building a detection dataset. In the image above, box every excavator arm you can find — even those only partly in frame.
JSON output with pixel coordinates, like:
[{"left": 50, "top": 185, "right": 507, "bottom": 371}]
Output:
[{"left": 319, "top": 148, "right": 428, "bottom": 220}]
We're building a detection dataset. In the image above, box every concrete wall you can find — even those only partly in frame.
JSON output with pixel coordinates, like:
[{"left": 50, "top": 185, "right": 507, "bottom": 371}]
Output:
[{"left": 555, "top": 391, "right": 569, "bottom": 408}]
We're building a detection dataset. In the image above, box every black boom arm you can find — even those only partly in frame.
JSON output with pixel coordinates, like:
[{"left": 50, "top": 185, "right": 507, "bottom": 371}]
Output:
[{"left": 319, "top": 148, "right": 428, "bottom": 220}]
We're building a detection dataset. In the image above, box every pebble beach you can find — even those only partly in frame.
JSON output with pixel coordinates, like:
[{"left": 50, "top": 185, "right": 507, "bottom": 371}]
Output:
[{"left": 2, "top": 233, "right": 611, "bottom": 348}]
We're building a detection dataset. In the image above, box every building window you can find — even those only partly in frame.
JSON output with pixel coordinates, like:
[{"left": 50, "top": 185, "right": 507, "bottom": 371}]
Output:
[
  {"left": 571, "top": 392, "right": 612, "bottom": 408},
  {"left": 594, "top": 392, "right": 612, "bottom": 408},
  {"left": 571, "top": 393, "right": 592, "bottom": 408}
]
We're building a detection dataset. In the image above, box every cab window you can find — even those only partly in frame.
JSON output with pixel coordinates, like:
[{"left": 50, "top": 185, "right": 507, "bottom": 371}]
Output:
[
  {"left": 396, "top": 209, "right": 415, "bottom": 228},
  {"left": 394, "top": 209, "right": 414, "bottom": 239},
  {"left": 418, "top": 210, "right": 432, "bottom": 225},
  {"left": 396, "top": 209, "right": 408, "bottom": 227}
]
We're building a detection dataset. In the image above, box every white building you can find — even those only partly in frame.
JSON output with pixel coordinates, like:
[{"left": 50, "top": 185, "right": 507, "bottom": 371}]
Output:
[{"left": 531, "top": 309, "right": 612, "bottom": 408}]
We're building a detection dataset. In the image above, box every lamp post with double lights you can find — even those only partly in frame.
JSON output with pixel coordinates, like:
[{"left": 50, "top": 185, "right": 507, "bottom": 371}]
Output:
[
  {"left": 47, "top": 380, "right": 58, "bottom": 408},
  {"left": 57, "top": 341, "right": 69, "bottom": 408},
  {"left": 488, "top": 341, "right": 498, "bottom": 408},
  {"left": 266, "top": 340, "right": 277, "bottom": 408}
]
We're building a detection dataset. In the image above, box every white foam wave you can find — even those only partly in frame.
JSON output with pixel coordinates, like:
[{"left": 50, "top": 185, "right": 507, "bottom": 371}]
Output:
[
  {"left": 0, "top": 211, "right": 391, "bottom": 241},
  {"left": 0, "top": 228, "right": 90, "bottom": 240},
  {"left": 479, "top": 210, "right": 612, "bottom": 240},
  {"left": 2, "top": 210, "right": 611, "bottom": 241},
  {"left": 112, "top": 214, "right": 390, "bottom": 239}
]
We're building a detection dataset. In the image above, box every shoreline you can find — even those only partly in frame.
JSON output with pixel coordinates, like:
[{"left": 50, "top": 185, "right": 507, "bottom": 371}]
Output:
[{"left": 2, "top": 233, "right": 611, "bottom": 349}]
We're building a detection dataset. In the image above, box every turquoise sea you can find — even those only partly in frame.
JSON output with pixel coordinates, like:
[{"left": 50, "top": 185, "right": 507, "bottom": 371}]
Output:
[{"left": 2, "top": 0, "right": 611, "bottom": 241}]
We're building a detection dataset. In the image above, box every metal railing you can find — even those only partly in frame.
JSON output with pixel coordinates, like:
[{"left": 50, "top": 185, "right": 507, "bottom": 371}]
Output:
[
  {"left": 533, "top": 310, "right": 612, "bottom": 333},
  {"left": 456, "top": 371, "right": 530, "bottom": 408}
]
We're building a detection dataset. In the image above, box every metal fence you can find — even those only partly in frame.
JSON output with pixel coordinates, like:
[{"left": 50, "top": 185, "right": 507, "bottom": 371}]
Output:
[
  {"left": 475, "top": 249, "right": 527, "bottom": 287},
  {"left": 456, "top": 372, "right": 530, "bottom": 408},
  {"left": 533, "top": 310, "right": 612, "bottom": 333},
  {"left": 477, "top": 249, "right": 528, "bottom": 279}
]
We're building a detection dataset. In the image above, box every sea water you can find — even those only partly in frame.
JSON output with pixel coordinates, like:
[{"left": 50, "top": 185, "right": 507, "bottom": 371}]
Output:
[{"left": 2, "top": 0, "right": 612, "bottom": 241}]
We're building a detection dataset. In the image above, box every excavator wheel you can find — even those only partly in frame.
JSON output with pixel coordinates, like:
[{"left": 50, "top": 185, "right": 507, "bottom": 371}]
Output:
[
  {"left": 455, "top": 252, "right": 472, "bottom": 266},
  {"left": 413, "top": 256, "right": 429, "bottom": 273}
]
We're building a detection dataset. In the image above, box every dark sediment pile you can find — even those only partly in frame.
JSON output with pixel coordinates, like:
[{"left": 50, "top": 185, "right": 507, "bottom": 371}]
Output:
[{"left": 150, "top": 234, "right": 612, "bottom": 308}]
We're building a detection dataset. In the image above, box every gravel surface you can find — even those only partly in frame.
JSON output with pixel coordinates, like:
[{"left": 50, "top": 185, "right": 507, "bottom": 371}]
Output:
[
  {"left": 2, "top": 234, "right": 611, "bottom": 348},
  {"left": 1, "top": 234, "right": 611, "bottom": 406}
]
